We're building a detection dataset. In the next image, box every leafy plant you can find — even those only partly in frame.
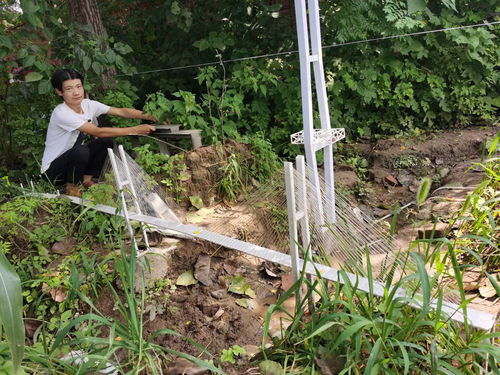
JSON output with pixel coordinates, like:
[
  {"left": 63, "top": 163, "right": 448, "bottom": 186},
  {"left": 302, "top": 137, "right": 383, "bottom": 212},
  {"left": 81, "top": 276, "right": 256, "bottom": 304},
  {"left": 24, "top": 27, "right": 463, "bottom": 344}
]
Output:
[
  {"left": 337, "top": 146, "right": 370, "bottom": 181},
  {"left": 261, "top": 248, "right": 500, "bottom": 374},
  {"left": 218, "top": 153, "right": 245, "bottom": 202},
  {"left": 220, "top": 345, "right": 246, "bottom": 364},
  {"left": 392, "top": 154, "right": 422, "bottom": 170},
  {"left": 450, "top": 135, "right": 499, "bottom": 269},
  {"left": 133, "top": 144, "right": 188, "bottom": 201},
  {"left": 144, "top": 278, "right": 177, "bottom": 321},
  {"left": 45, "top": 240, "right": 223, "bottom": 374},
  {"left": 238, "top": 132, "right": 281, "bottom": 183}
]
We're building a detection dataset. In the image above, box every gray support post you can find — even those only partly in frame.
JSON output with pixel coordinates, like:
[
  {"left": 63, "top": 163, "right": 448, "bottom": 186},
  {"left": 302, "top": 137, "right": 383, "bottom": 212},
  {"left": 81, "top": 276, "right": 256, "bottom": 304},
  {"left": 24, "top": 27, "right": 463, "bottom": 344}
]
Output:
[
  {"left": 296, "top": 156, "right": 311, "bottom": 250},
  {"left": 285, "top": 162, "right": 301, "bottom": 286}
]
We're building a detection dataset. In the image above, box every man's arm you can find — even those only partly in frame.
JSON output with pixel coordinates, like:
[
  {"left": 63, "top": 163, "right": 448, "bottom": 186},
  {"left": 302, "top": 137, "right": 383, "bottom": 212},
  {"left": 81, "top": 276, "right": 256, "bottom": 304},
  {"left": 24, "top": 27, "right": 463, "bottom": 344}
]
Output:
[
  {"left": 78, "top": 121, "right": 155, "bottom": 138},
  {"left": 107, "top": 107, "right": 157, "bottom": 122}
]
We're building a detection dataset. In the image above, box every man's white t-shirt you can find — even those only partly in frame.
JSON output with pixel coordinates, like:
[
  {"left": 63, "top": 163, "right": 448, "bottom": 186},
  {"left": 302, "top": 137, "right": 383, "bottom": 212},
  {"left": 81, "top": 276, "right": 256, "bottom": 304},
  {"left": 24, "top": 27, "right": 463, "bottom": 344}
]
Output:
[{"left": 41, "top": 99, "right": 110, "bottom": 173}]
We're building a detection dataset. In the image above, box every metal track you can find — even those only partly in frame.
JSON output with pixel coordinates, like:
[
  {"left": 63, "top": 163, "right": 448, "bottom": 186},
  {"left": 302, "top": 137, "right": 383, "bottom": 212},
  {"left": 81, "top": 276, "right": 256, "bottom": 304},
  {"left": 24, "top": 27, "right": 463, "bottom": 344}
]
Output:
[{"left": 30, "top": 193, "right": 497, "bottom": 331}]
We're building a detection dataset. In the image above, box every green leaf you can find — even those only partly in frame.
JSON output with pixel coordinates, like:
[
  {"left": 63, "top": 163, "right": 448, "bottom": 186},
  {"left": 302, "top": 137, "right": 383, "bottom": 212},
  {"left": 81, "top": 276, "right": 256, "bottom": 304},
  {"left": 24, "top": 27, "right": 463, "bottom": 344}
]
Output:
[
  {"left": 22, "top": 55, "right": 36, "bottom": 68},
  {"left": 221, "top": 348, "right": 237, "bottom": 363},
  {"left": 193, "top": 39, "right": 210, "bottom": 51},
  {"left": 37, "top": 80, "right": 52, "bottom": 95},
  {"left": 486, "top": 273, "right": 500, "bottom": 298},
  {"left": 83, "top": 55, "right": 91, "bottom": 71},
  {"left": 364, "top": 337, "right": 382, "bottom": 375},
  {"left": 235, "top": 298, "right": 250, "bottom": 308},
  {"left": 259, "top": 360, "right": 284, "bottom": 375},
  {"left": 189, "top": 195, "right": 204, "bottom": 210},
  {"left": 176, "top": 270, "right": 198, "bottom": 286},
  {"left": 105, "top": 49, "right": 116, "bottom": 64},
  {"left": 24, "top": 71, "right": 43, "bottom": 83},
  {"left": 22, "top": 0, "right": 40, "bottom": 14},
  {"left": 0, "top": 251, "right": 25, "bottom": 374},
  {"left": 228, "top": 275, "right": 255, "bottom": 298},
  {"left": 441, "top": 0, "right": 457, "bottom": 12},
  {"left": 407, "top": 0, "right": 426, "bottom": 14},
  {"left": 0, "top": 36, "right": 13, "bottom": 50},
  {"left": 92, "top": 61, "right": 102, "bottom": 75},
  {"left": 416, "top": 177, "right": 431, "bottom": 207},
  {"left": 25, "top": 13, "right": 43, "bottom": 28},
  {"left": 114, "top": 42, "right": 133, "bottom": 55}
]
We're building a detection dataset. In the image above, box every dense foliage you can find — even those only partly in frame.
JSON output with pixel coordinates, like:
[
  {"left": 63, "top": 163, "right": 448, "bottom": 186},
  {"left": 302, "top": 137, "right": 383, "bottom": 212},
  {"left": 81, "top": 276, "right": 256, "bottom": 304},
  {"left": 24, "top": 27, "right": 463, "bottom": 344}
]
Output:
[{"left": 0, "top": 0, "right": 498, "bottom": 177}]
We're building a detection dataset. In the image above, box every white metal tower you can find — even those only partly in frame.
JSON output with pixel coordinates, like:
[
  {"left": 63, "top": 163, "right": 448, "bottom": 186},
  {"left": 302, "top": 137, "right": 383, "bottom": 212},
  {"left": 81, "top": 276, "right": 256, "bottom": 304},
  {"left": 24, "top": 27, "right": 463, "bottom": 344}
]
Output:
[{"left": 291, "top": 0, "right": 345, "bottom": 224}]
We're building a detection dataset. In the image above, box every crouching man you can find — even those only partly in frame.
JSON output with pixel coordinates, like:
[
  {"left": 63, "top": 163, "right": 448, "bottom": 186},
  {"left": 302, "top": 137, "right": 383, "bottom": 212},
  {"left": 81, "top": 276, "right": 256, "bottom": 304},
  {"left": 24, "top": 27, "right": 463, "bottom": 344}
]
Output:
[{"left": 41, "top": 68, "right": 156, "bottom": 195}]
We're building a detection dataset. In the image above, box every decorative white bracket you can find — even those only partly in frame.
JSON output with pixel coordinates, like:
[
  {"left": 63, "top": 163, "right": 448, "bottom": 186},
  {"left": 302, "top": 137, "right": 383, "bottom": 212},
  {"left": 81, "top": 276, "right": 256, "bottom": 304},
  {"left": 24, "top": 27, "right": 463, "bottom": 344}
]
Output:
[{"left": 291, "top": 128, "right": 345, "bottom": 151}]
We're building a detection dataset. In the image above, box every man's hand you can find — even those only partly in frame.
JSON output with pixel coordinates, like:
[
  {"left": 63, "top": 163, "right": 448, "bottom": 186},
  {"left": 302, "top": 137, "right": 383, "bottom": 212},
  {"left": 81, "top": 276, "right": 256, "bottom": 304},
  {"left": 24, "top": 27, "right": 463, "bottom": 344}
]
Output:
[
  {"left": 135, "top": 124, "right": 156, "bottom": 135},
  {"left": 143, "top": 114, "right": 158, "bottom": 122}
]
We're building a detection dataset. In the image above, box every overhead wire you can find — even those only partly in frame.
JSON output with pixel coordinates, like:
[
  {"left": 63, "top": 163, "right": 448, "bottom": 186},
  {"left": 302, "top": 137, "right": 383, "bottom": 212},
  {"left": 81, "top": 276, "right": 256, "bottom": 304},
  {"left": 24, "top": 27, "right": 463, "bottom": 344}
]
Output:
[{"left": 116, "top": 21, "right": 500, "bottom": 77}]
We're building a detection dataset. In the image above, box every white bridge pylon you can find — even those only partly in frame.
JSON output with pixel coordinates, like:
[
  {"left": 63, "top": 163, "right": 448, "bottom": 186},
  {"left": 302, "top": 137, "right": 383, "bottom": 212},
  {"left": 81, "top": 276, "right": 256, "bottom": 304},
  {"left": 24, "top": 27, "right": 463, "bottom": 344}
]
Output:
[{"left": 292, "top": 0, "right": 345, "bottom": 224}]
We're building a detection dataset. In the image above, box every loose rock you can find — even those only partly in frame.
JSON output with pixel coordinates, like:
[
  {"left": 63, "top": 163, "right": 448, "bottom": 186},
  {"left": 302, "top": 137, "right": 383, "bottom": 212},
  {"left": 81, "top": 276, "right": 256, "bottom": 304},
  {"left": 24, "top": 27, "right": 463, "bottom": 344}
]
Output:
[{"left": 385, "top": 174, "right": 399, "bottom": 186}]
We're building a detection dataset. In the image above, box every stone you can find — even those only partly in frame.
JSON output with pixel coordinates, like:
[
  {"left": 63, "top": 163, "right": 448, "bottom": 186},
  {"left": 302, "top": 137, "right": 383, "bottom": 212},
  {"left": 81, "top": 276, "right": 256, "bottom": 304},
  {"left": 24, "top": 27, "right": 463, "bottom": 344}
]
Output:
[
  {"left": 134, "top": 243, "right": 178, "bottom": 292},
  {"left": 460, "top": 266, "right": 483, "bottom": 291},
  {"left": 479, "top": 284, "right": 497, "bottom": 299},
  {"left": 396, "top": 171, "right": 416, "bottom": 187},
  {"left": 242, "top": 345, "right": 260, "bottom": 358},
  {"left": 165, "top": 358, "right": 209, "bottom": 375},
  {"left": 438, "top": 168, "right": 450, "bottom": 178},
  {"left": 368, "top": 167, "right": 390, "bottom": 184},
  {"left": 417, "top": 222, "right": 449, "bottom": 239},
  {"left": 373, "top": 207, "right": 391, "bottom": 218},
  {"left": 185, "top": 207, "right": 216, "bottom": 224},
  {"left": 435, "top": 158, "right": 444, "bottom": 165},
  {"left": 414, "top": 206, "right": 433, "bottom": 220},
  {"left": 211, "top": 289, "right": 228, "bottom": 299},
  {"left": 51, "top": 237, "right": 77, "bottom": 255},
  {"left": 259, "top": 360, "right": 284, "bottom": 375},
  {"left": 384, "top": 174, "right": 398, "bottom": 186},
  {"left": 479, "top": 276, "right": 498, "bottom": 298},
  {"left": 280, "top": 274, "right": 295, "bottom": 292}
]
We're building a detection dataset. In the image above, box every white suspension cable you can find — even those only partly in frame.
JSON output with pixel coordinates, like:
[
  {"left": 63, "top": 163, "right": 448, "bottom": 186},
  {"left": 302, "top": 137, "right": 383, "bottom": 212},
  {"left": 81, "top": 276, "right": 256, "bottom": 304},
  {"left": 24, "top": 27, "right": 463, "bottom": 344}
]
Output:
[{"left": 116, "top": 21, "right": 499, "bottom": 77}]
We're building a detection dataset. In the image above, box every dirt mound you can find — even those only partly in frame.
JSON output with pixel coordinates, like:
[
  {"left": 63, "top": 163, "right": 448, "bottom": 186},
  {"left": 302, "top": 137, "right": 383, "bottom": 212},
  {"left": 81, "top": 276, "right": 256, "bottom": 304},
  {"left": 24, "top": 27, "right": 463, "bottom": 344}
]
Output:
[
  {"left": 182, "top": 139, "right": 251, "bottom": 205},
  {"left": 349, "top": 125, "right": 499, "bottom": 210}
]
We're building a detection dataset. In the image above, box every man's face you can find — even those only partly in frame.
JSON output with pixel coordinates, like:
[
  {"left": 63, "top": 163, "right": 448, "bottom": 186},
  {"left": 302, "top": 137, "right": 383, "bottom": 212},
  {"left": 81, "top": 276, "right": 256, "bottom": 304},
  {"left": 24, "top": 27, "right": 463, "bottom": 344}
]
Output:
[{"left": 56, "top": 79, "right": 84, "bottom": 107}]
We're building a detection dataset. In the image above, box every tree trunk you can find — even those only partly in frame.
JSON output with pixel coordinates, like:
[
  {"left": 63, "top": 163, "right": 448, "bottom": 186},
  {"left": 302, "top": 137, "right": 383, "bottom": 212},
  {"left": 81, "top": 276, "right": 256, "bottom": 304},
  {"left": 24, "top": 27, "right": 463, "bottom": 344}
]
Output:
[
  {"left": 67, "top": 0, "right": 116, "bottom": 88},
  {"left": 68, "top": 0, "right": 106, "bottom": 37}
]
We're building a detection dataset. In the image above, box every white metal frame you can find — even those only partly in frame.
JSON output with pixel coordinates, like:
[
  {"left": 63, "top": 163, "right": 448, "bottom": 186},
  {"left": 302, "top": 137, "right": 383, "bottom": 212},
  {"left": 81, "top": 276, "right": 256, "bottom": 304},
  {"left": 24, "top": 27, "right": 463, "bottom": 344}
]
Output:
[
  {"left": 293, "top": 0, "right": 345, "bottom": 224},
  {"left": 107, "top": 146, "right": 150, "bottom": 254},
  {"left": 285, "top": 156, "right": 315, "bottom": 311}
]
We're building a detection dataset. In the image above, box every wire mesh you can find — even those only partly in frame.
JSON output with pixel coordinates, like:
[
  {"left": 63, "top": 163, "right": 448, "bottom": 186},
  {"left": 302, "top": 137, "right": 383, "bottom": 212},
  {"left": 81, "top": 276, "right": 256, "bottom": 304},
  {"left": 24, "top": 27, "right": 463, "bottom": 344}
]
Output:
[
  {"left": 100, "top": 149, "right": 464, "bottom": 303},
  {"left": 101, "top": 149, "right": 181, "bottom": 225}
]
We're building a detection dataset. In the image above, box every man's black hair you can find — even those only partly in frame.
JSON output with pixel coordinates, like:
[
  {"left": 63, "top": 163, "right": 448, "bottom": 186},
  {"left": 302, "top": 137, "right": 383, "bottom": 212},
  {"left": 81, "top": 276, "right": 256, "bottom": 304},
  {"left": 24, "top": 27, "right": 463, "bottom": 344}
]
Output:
[{"left": 51, "top": 69, "right": 84, "bottom": 91}]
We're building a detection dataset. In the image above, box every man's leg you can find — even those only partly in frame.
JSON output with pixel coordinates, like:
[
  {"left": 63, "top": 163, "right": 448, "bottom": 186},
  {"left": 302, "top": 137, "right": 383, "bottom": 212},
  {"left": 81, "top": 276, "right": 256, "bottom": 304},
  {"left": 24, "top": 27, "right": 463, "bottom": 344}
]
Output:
[
  {"left": 44, "top": 145, "right": 90, "bottom": 185},
  {"left": 84, "top": 138, "right": 114, "bottom": 183}
]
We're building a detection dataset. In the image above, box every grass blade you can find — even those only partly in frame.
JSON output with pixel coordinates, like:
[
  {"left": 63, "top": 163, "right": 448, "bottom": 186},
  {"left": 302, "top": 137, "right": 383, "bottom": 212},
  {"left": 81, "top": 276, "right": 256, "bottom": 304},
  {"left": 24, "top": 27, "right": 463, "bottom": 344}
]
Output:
[
  {"left": 0, "top": 248, "right": 25, "bottom": 374},
  {"left": 363, "top": 337, "right": 382, "bottom": 375}
]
